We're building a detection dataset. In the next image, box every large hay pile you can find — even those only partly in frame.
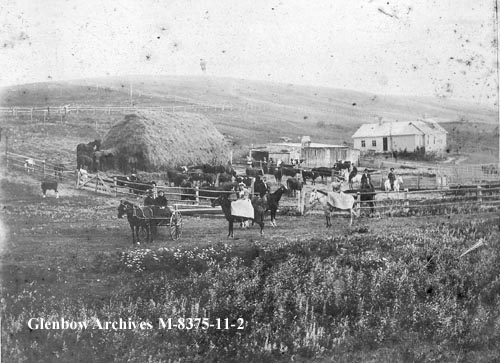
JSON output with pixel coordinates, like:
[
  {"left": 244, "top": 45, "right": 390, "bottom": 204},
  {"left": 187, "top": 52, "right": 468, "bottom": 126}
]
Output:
[{"left": 101, "top": 111, "right": 230, "bottom": 172}]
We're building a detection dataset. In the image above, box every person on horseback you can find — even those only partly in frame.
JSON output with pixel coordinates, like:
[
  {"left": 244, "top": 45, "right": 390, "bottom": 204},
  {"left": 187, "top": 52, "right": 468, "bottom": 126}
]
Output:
[
  {"left": 388, "top": 168, "right": 396, "bottom": 191},
  {"left": 361, "top": 169, "right": 374, "bottom": 190}
]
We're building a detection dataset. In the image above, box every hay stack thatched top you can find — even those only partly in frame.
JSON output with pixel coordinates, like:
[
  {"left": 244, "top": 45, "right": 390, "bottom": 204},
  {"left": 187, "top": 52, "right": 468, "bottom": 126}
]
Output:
[{"left": 101, "top": 111, "right": 230, "bottom": 171}]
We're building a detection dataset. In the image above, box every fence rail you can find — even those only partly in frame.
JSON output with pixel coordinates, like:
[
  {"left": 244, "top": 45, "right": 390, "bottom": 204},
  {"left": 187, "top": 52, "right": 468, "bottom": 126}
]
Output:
[
  {"left": 5, "top": 151, "right": 500, "bottom": 218},
  {"left": 0, "top": 103, "right": 268, "bottom": 120}
]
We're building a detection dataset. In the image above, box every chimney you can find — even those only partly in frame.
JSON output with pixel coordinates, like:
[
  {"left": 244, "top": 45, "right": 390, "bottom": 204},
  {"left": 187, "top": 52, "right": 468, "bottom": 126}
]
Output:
[{"left": 301, "top": 136, "right": 311, "bottom": 148}]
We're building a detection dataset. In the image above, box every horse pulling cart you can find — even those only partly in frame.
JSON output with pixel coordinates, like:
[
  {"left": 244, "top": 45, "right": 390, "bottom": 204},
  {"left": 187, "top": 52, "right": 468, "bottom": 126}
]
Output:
[{"left": 118, "top": 201, "right": 183, "bottom": 244}]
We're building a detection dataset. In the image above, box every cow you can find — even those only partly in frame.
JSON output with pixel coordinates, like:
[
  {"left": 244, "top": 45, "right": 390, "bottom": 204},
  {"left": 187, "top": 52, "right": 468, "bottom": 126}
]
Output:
[{"left": 41, "top": 181, "right": 59, "bottom": 198}]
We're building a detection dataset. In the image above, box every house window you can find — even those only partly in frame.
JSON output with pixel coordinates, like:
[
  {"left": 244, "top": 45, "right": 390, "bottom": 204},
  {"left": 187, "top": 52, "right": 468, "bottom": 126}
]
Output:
[
  {"left": 372, "top": 140, "right": 376, "bottom": 147},
  {"left": 361, "top": 140, "right": 366, "bottom": 147}
]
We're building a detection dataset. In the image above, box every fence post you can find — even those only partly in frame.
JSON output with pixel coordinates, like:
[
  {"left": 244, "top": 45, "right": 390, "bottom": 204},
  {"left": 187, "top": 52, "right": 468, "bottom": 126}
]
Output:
[
  {"left": 477, "top": 185, "right": 482, "bottom": 204},
  {"left": 95, "top": 172, "right": 99, "bottom": 193},
  {"left": 357, "top": 191, "right": 361, "bottom": 215},
  {"left": 403, "top": 188, "right": 410, "bottom": 214},
  {"left": 417, "top": 173, "right": 421, "bottom": 190},
  {"left": 30, "top": 108, "right": 33, "bottom": 121},
  {"left": 114, "top": 178, "right": 117, "bottom": 197},
  {"left": 42, "top": 160, "right": 46, "bottom": 178},
  {"left": 195, "top": 186, "right": 200, "bottom": 206}
]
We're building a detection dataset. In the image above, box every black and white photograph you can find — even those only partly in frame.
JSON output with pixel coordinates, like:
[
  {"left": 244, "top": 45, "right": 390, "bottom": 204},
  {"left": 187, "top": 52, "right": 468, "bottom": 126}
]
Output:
[{"left": 1, "top": 0, "right": 499, "bottom": 362}]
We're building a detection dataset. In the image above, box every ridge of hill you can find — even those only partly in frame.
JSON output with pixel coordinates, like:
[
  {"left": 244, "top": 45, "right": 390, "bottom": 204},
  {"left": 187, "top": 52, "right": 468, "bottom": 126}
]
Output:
[{"left": 0, "top": 76, "right": 497, "bottom": 160}]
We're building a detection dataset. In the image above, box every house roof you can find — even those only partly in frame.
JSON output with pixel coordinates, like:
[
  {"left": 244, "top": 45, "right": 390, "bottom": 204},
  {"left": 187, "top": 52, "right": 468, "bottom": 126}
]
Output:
[{"left": 352, "top": 120, "right": 448, "bottom": 139}]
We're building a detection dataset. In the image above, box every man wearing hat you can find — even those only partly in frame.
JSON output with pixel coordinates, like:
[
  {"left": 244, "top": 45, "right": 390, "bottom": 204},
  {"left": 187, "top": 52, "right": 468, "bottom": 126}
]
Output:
[
  {"left": 388, "top": 168, "right": 396, "bottom": 191},
  {"left": 144, "top": 189, "right": 155, "bottom": 206},
  {"left": 361, "top": 169, "right": 373, "bottom": 190},
  {"left": 154, "top": 190, "right": 170, "bottom": 216}
]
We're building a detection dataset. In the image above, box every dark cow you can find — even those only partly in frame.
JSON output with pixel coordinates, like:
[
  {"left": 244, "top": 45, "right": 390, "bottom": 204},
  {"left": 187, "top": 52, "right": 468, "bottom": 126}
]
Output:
[
  {"left": 180, "top": 180, "right": 197, "bottom": 201},
  {"left": 128, "top": 180, "right": 157, "bottom": 195},
  {"left": 301, "top": 169, "right": 317, "bottom": 185},
  {"left": 281, "top": 166, "right": 299, "bottom": 178},
  {"left": 286, "top": 177, "right": 303, "bottom": 197},
  {"left": 333, "top": 161, "right": 352, "bottom": 171},
  {"left": 312, "top": 167, "right": 335, "bottom": 183},
  {"left": 41, "top": 181, "right": 59, "bottom": 198},
  {"left": 190, "top": 164, "right": 226, "bottom": 174},
  {"left": 235, "top": 176, "right": 252, "bottom": 187}
]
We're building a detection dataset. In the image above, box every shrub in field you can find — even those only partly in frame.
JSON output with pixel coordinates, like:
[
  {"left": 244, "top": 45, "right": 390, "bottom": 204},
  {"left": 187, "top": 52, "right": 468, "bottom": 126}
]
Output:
[{"left": 3, "top": 219, "right": 500, "bottom": 362}]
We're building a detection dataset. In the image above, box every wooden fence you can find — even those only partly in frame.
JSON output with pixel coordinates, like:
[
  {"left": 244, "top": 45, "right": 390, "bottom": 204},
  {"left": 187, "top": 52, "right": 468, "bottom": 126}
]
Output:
[
  {"left": 0, "top": 103, "right": 268, "bottom": 121},
  {"left": 5, "top": 151, "right": 500, "bottom": 218}
]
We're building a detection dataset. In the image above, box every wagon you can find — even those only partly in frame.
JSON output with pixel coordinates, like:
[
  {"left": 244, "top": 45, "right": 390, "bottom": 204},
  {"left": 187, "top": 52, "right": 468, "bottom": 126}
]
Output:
[{"left": 134, "top": 206, "right": 183, "bottom": 242}]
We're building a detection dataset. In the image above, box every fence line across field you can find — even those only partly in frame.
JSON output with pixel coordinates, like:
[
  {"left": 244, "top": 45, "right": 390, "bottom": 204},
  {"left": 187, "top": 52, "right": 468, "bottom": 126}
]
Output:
[{"left": 5, "top": 151, "right": 500, "bottom": 217}]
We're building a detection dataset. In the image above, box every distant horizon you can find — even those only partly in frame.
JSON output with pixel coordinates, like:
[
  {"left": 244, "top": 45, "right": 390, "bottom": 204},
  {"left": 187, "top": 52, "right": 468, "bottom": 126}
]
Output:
[{"left": 1, "top": 73, "right": 497, "bottom": 111}]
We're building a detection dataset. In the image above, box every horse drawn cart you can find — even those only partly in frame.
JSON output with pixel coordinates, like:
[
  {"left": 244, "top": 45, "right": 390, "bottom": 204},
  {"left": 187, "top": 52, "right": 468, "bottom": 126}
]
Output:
[{"left": 118, "top": 201, "right": 183, "bottom": 244}]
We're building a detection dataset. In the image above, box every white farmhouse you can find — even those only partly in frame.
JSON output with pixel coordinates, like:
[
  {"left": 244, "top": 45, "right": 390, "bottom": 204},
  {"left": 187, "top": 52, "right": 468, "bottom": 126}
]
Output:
[{"left": 351, "top": 119, "right": 447, "bottom": 155}]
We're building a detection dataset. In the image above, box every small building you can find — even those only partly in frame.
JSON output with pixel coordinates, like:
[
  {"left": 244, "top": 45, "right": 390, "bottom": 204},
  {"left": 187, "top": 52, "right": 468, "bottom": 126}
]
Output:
[
  {"left": 351, "top": 119, "right": 447, "bottom": 155},
  {"left": 254, "top": 137, "right": 360, "bottom": 167},
  {"left": 300, "top": 137, "right": 361, "bottom": 168}
]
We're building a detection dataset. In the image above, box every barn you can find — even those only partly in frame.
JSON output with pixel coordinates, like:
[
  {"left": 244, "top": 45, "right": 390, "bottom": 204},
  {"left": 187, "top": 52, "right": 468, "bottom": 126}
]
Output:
[
  {"left": 99, "top": 111, "right": 230, "bottom": 172},
  {"left": 352, "top": 119, "right": 447, "bottom": 155}
]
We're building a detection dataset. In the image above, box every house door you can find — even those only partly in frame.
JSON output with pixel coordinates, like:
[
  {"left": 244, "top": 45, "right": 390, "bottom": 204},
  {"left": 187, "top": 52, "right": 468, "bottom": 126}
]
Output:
[{"left": 383, "top": 137, "right": 388, "bottom": 152}]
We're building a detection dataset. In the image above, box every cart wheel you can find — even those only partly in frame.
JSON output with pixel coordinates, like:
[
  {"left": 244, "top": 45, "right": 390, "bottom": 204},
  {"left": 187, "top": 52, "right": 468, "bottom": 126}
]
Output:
[
  {"left": 138, "top": 225, "right": 150, "bottom": 243},
  {"left": 170, "top": 211, "right": 183, "bottom": 240}
]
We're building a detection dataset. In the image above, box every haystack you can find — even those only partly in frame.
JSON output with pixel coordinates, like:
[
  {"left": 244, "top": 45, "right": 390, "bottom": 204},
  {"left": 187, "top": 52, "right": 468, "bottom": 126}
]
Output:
[{"left": 101, "top": 111, "right": 230, "bottom": 172}]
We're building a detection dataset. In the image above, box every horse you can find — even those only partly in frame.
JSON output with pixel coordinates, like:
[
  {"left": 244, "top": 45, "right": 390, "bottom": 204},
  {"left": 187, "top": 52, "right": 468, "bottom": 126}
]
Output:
[
  {"left": 41, "top": 181, "right": 59, "bottom": 198},
  {"left": 117, "top": 200, "right": 153, "bottom": 244},
  {"left": 286, "top": 177, "right": 303, "bottom": 197},
  {"left": 213, "top": 194, "right": 265, "bottom": 238},
  {"left": 308, "top": 189, "right": 358, "bottom": 227},
  {"left": 76, "top": 139, "right": 101, "bottom": 156},
  {"left": 77, "top": 154, "right": 93, "bottom": 170},
  {"left": 24, "top": 158, "right": 35, "bottom": 173},
  {"left": 384, "top": 176, "right": 403, "bottom": 192},
  {"left": 266, "top": 185, "right": 287, "bottom": 227}
]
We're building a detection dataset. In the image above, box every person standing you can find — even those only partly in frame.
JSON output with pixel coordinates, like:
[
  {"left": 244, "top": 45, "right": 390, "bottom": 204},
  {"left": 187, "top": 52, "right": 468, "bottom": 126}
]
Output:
[
  {"left": 388, "top": 168, "right": 396, "bottom": 191},
  {"left": 361, "top": 169, "right": 373, "bottom": 190}
]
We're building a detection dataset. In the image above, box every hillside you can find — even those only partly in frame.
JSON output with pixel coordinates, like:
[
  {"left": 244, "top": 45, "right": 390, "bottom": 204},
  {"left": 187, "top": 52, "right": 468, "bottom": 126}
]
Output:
[{"left": 0, "top": 76, "right": 498, "bottom": 161}]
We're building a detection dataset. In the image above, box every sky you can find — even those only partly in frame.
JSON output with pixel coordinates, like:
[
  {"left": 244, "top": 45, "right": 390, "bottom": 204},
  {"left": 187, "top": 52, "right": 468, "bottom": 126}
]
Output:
[{"left": 0, "top": 0, "right": 498, "bottom": 106}]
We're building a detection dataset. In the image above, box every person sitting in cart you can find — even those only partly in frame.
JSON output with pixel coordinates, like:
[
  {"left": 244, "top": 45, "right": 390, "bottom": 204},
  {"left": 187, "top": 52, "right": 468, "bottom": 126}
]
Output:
[
  {"left": 154, "top": 190, "right": 171, "bottom": 216},
  {"left": 144, "top": 190, "right": 156, "bottom": 206}
]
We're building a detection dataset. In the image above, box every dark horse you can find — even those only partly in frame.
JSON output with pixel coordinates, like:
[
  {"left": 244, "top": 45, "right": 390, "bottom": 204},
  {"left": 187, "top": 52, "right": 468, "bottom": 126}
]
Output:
[
  {"left": 117, "top": 200, "right": 153, "bottom": 244},
  {"left": 266, "top": 185, "right": 287, "bottom": 227},
  {"left": 345, "top": 184, "right": 377, "bottom": 216},
  {"left": 214, "top": 195, "right": 265, "bottom": 238}
]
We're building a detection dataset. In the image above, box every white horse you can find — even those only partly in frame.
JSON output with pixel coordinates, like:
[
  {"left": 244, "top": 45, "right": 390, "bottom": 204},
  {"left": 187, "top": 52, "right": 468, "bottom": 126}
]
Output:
[
  {"left": 384, "top": 176, "right": 403, "bottom": 192},
  {"left": 308, "top": 189, "right": 358, "bottom": 227}
]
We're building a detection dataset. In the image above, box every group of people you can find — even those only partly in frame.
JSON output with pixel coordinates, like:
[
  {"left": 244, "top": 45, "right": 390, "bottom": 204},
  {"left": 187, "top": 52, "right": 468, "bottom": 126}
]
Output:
[
  {"left": 237, "top": 175, "right": 270, "bottom": 201},
  {"left": 144, "top": 190, "right": 170, "bottom": 216},
  {"left": 346, "top": 163, "right": 398, "bottom": 191}
]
